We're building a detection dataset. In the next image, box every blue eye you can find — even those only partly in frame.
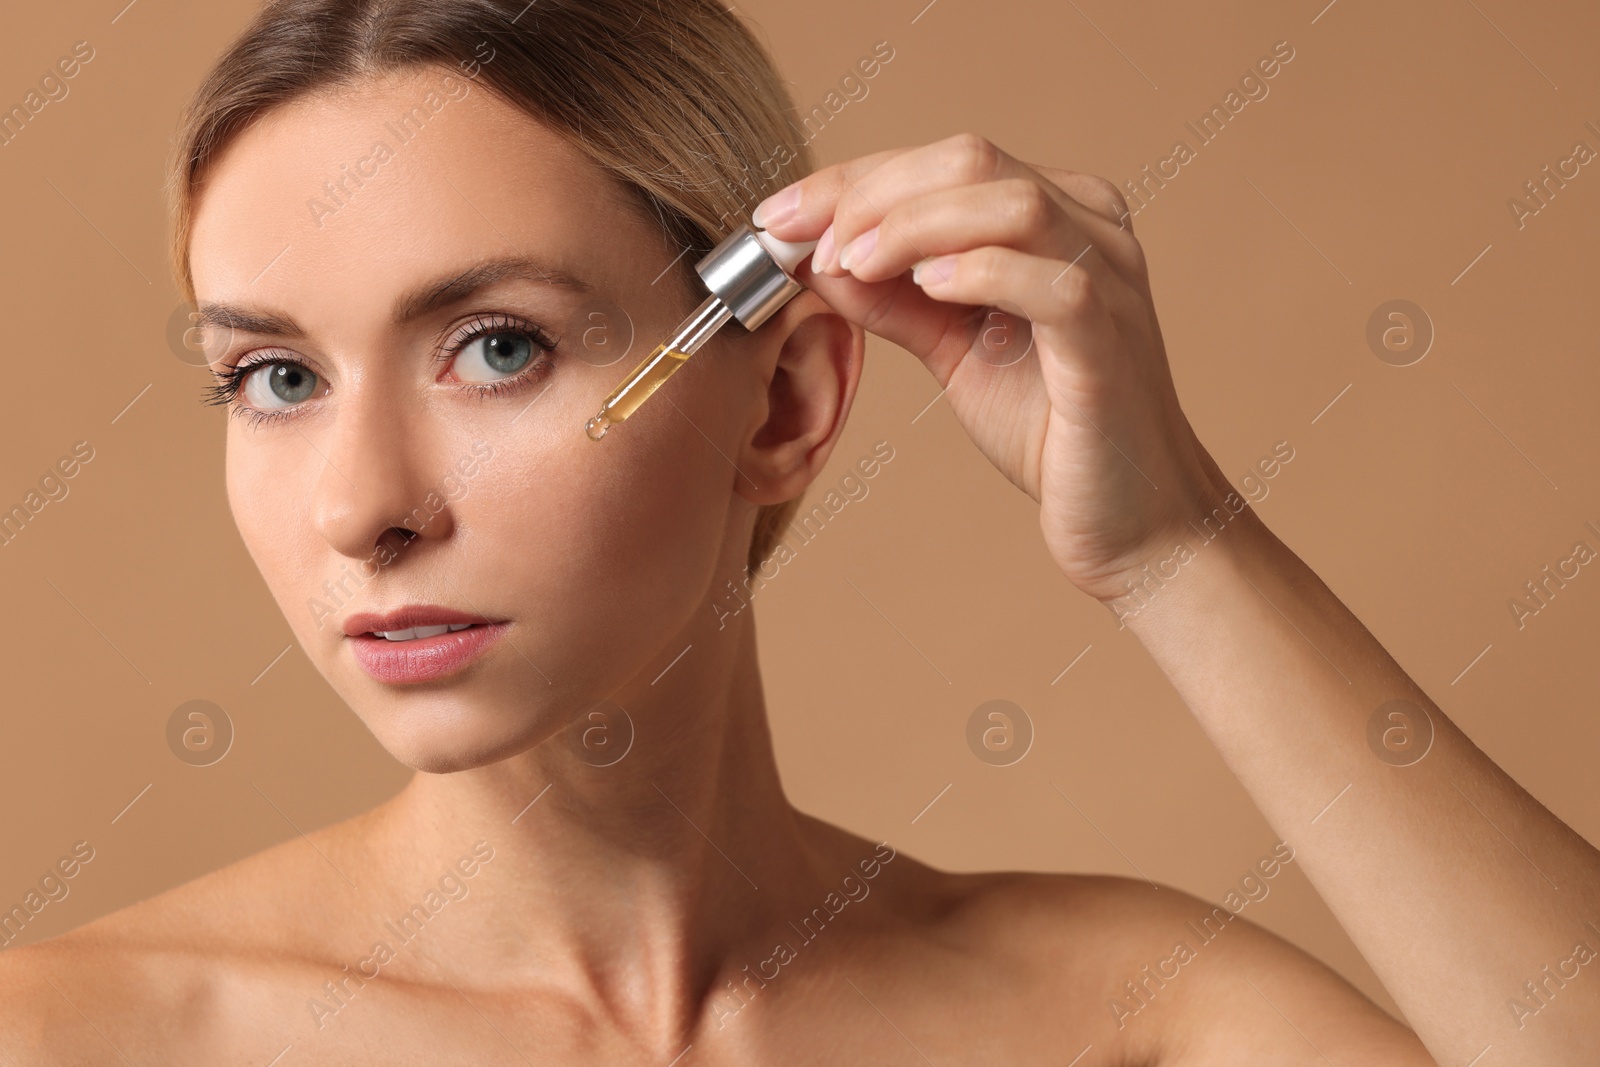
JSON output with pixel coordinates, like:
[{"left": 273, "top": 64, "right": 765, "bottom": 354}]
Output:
[
  {"left": 202, "top": 355, "right": 327, "bottom": 421},
  {"left": 243, "top": 362, "right": 320, "bottom": 408},
  {"left": 444, "top": 315, "right": 556, "bottom": 395},
  {"left": 200, "top": 312, "right": 558, "bottom": 424},
  {"left": 454, "top": 330, "right": 535, "bottom": 381}
]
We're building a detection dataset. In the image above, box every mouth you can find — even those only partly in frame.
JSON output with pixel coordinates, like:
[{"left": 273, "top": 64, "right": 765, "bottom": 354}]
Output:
[
  {"left": 366, "top": 622, "right": 479, "bottom": 642},
  {"left": 342, "top": 607, "right": 510, "bottom": 684}
]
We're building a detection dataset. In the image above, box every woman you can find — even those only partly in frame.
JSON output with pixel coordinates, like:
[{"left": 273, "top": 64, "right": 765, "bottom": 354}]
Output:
[{"left": 3, "top": 0, "right": 1595, "bottom": 1062}]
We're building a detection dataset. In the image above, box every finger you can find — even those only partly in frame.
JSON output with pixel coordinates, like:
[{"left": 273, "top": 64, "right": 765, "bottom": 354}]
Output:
[
  {"left": 751, "top": 145, "right": 915, "bottom": 237},
  {"left": 811, "top": 135, "right": 1132, "bottom": 281},
  {"left": 907, "top": 245, "right": 1124, "bottom": 376},
  {"left": 835, "top": 178, "right": 1143, "bottom": 287},
  {"left": 1027, "top": 164, "right": 1136, "bottom": 233},
  {"left": 1028, "top": 165, "right": 1147, "bottom": 279},
  {"left": 757, "top": 134, "right": 1068, "bottom": 269},
  {"left": 787, "top": 261, "right": 976, "bottom": 385}
]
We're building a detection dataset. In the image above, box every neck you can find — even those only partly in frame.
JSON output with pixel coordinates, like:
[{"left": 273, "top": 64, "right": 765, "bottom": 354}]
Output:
[{"left": 358, "top": 608, "right": 853, "bottom": 1051}]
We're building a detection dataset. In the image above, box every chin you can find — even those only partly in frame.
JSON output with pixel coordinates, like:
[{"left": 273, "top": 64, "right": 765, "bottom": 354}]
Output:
[{"left": 359, "top": 689, "right": 578, "bottom": 775}]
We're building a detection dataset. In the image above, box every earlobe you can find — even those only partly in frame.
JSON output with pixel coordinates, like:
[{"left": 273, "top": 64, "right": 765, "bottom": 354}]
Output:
[{"left": 736, "top": 293, "right": 864, "bottom": 507}]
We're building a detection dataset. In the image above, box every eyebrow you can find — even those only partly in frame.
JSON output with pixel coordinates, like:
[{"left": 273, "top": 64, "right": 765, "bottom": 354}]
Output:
[{"left": 195, "top": 255, "right": 592, "bottom": 337}]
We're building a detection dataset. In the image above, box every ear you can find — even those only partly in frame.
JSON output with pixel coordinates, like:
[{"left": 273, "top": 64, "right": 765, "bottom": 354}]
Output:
[{"left": 734, "top": 291, "right": 865, "bottom": 507}]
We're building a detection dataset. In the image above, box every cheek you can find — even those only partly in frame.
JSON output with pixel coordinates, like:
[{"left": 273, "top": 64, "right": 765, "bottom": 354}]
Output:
[
  {"left": 225, "top": 430, "right": 325, "bottom": 620},
  {"left": 475, "top": 417, "right": 729, "bottom": 604}
]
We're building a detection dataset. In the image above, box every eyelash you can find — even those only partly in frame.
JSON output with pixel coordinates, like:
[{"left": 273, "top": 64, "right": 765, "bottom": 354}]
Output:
[{"left": 203, "top": 312, "right": 560, "bottom": 427}]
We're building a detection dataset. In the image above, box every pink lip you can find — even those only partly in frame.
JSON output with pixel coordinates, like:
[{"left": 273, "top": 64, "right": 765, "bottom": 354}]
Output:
[
  {"left": 341, "top": 605, "right": 510, "bottom": 685},
  {"left": 347, "top": 622, "right": 511, "bottom": 684},
  {"left": 342, "top": 605, "right": 497, "bottom": 637}
]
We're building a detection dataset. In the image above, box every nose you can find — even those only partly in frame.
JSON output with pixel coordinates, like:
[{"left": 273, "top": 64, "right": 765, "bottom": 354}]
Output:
[{"left": 309, "top": 389, "right": 456, "bottom": 562}]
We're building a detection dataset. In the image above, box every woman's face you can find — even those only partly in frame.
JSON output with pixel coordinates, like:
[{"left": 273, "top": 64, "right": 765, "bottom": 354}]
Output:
[{"left": 188, "top": 68, "right": 764, "bottom": 772}]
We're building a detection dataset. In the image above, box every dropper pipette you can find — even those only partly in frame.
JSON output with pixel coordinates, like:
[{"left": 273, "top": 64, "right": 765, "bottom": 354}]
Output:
[{"left": 585, "top": 222, "right": 818, "bottom": 440}]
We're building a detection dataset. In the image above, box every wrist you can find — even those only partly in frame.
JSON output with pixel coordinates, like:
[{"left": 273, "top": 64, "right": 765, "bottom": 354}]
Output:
[{"left": 1092, "top": 467, "right": 1266, "bottom": 629}]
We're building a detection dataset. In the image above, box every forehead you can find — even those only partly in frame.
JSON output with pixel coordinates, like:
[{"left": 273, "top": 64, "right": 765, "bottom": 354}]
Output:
[{"left": 188, "top": 67, "right": 652, "bottom": 322}]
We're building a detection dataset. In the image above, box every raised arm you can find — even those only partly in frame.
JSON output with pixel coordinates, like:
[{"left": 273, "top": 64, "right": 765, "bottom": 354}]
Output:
[
  {"left": 1109, "top": 460, "right": 1600, "bottom": 1066},
  {"left": 753, "top": 132, "right": 1600, "bottom": 1066}
]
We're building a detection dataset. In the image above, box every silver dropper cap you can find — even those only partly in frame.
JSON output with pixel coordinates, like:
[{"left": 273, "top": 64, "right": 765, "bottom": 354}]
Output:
[{"left": 694, "top": 222, "right": 818, "bottom": 331}]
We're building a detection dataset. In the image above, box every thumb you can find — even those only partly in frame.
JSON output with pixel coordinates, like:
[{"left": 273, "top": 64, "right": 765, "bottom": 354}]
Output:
[{"left": 791, "top": 260, "right": 977, "bottom": 384}]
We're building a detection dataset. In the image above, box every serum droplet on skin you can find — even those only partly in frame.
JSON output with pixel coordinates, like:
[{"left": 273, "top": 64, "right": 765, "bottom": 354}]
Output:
[{"left": 585, "top": 412, "right": 612, "bottom": 441}]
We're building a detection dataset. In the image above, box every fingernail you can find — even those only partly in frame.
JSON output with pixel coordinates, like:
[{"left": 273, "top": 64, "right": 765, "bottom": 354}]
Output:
[
  {"left": 811, "top": 224, "right": 835, "bottom": 273},
  {"left": 912, "top": 255, "right": 957, "bottom": 286},
  {"left": 752, "top": 184, "right": 801, "bottom": 229},
  {"left": 838, "top": 226, "right": 878, "bottom": 271}
]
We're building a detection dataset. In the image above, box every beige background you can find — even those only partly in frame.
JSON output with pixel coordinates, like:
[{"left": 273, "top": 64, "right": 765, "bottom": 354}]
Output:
[{"left": 3, "top": 0, "right": 1599, "bottom": 1021}]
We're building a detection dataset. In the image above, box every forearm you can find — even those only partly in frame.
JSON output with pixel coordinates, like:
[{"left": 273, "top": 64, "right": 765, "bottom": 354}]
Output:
[{"left": 1107, "top": 486, "right": 1600, "bottom": 1066}]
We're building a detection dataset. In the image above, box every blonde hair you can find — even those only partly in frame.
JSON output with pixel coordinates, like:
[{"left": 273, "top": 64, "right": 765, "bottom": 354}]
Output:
[{"left": 166, "top": 0, "right": 812, "bottom": 573}]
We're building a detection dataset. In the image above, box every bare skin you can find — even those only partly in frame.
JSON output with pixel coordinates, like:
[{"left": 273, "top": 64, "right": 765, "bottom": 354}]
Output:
[
  {"left": 1, "top": 64, "right": 1593, "bottom": 1065},
  {"left": 4, "top": 661, "right": 1425, "bottom": 1066}
]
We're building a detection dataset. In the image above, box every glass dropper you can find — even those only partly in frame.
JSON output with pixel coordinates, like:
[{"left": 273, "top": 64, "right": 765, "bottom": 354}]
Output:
[
  {"left": 585, "top": 222, "right": 818, "bottom": 441},
  {"left": 584, "top": 293, "right": 732, "bottom": 440}
]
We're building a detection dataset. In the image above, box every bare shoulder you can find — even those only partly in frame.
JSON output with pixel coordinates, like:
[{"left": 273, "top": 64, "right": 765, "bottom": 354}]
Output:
[
  {"left": 917, "top": 866, "right": 1438, "bottom": 1066},
  {"left": 0, "top": 817, "right": 368, "bottom": 1063}
]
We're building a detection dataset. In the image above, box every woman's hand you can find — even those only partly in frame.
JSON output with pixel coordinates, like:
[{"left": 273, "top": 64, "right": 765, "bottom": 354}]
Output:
[
  {"left": 755, "top": 137, "right": 1600, "bottom": 1067},
  {"left": 754, "top": 133, "right": 1226, "bottom": 602}
]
